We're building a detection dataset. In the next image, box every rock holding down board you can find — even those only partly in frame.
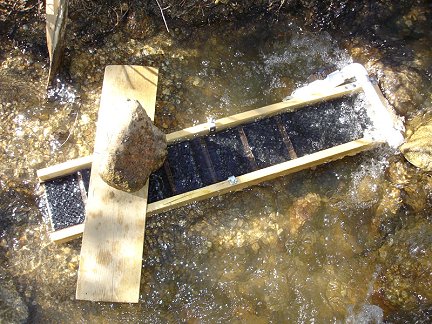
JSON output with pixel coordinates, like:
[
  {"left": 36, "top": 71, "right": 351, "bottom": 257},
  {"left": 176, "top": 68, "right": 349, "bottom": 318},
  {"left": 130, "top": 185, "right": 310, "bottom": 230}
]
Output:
[{"left": 99, "top": 99, "right": 167, "bottom": 192}]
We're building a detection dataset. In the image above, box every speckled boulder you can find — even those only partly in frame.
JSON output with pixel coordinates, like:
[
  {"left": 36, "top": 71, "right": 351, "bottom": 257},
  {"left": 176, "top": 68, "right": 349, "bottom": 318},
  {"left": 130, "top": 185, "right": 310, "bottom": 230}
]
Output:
[
  {"left": 372, "top": 221, "right": 432, "bottom": 313},
  {"left": 379, "top": 66, "right": 424, "bottom": 116},
  {"left": 400, "top": 117, "right": 432, "bottom": 171},
  {"left": 288, "top": 193, "right": 321, "bottom": 235},
  {"left": 99, "top": 99, "right": 167, "bottom": 192}
]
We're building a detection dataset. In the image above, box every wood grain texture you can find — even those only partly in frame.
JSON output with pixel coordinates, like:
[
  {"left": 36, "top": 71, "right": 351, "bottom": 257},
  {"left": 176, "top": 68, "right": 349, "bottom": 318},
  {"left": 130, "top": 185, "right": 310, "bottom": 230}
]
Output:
[
  {"left": 76, "top": 65, "right": 158, "bottom": 303},
  {"left": 37, "top": 155, "right": 93, "bottom": 181},
  {"left": 50, "top": 223, "right": 85, "bottom": 244},
  {"left": 46, "top": 0, "right": 68, "bottom": 85}
]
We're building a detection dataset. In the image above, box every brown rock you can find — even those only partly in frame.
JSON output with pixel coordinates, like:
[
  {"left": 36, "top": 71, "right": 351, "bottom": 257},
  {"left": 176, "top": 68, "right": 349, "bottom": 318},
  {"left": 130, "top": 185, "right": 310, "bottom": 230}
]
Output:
[
  {"left": 400, "top": 116, "right": 432, "bottom": 171},
  {"left": 356, "top": 174, "right": 382, "bottom": 206},
  {"left": 372, "top": 220, "right": 432, "bottom": 314},
  {"left": 99, "top": 99, "right": 167, "bottom": 192},
  {"left": 379, "top": 66, "right": 424, "bottom": 116},
  {"left": 288, "top": 193, "right": 321, "bottom": 235}
]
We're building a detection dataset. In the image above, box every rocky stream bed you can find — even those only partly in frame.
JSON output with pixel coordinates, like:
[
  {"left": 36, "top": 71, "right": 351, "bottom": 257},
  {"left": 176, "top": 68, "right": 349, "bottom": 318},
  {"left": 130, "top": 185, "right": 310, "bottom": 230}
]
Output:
[{"left": 0, "top": 0, "right": 431, "bottom": 322}]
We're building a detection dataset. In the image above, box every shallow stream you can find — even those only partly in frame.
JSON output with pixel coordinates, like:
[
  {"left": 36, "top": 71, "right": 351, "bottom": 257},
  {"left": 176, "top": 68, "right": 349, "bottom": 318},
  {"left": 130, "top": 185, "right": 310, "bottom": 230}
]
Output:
[{"left": 0, "top": 1, "right": 431, "bottom": 323}]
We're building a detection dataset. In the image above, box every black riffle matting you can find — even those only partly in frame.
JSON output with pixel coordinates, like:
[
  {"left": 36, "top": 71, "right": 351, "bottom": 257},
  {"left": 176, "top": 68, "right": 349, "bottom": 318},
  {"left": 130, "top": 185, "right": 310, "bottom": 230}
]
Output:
[
  {"left": 44, "top": 171, "right": 87, "bottom": 231},
  {"left": 242, "top": 117, "right": 290, "bottom": 169},
  {"left": 280, "top": 95, "right": 370, "bottom": 157},
  {"left": 45, "top": 94, "right": 371, "bottom": 229},
  {"left": 166, "top": 141, "right": 204, "bottom": 194}
]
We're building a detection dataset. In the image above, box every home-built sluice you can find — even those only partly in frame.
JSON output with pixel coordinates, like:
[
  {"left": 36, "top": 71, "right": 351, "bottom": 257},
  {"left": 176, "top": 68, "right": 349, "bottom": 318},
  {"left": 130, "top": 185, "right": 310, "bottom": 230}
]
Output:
[
  {"left": 147, "top": 94, "right": 369, "bottom": 202},
  {"left": 37, "top": 64, "right": 404, "bottom": 244}
]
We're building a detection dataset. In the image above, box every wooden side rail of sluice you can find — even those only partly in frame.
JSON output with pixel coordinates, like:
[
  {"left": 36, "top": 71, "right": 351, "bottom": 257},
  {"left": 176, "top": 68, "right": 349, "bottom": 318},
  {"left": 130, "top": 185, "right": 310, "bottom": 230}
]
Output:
[
  {"left": 147, "top": 138, "right": 377, "bottom": 214},
  {"left": 37, "top": 82, "right": 359, "bottom": 182},
  {"left": 38, "top": 81, "right": 384, "bottom": 244}
]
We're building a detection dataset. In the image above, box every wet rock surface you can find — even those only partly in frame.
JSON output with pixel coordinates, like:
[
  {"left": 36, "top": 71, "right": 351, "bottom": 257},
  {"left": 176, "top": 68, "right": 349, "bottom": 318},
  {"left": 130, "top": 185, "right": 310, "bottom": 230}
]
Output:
[
  {"left": 400, "top": 116, "right": 432, "bottom": 171},
  {"left": 286, "top": 193, "right": 321, "bottom": 235},
  {"left": 99, "top": 99, "right": 167, "bottom": 192},
  {"left": 379, "top": 66, "right": 425, "bottom": 117},
  {"left": 373, "top": 220, "right": 432, "bottom": 314},
  {"left": 384, "top": 305, "right": 432, "bottom": 324},
  {"left": 386, "top": 157, "right": 432, "bottom": 214},
  {"left": 0, "top": 267, "right": 28, "bottom": 324}
]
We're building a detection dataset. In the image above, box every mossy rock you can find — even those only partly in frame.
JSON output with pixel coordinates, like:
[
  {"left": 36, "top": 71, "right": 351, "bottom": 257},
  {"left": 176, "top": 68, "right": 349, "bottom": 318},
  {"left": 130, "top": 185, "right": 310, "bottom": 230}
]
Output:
[{"left": 373, "top": 220, "right": 432, "bottom": 313}]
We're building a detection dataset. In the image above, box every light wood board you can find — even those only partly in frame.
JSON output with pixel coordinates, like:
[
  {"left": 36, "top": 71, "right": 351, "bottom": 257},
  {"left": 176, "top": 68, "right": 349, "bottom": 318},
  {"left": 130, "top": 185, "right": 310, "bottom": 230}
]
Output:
[
  {"left": 76, "top": 65, "right": 158, "bottom": 303},
  {"left": 46, "top": 0, "right": 67, "bottom": 85},
  {"left": 50, "top": 223, "right": 85, "bottom": 244},
  {"left": 37, "top": 155, "right": 92, "bottom": 181}
]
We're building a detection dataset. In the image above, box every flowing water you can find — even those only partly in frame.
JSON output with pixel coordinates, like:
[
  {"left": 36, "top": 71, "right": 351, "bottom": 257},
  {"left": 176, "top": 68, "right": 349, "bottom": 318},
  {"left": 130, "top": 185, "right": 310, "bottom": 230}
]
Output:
[{"left": 0, "top": 2, "right": 431, "bottom": 323}]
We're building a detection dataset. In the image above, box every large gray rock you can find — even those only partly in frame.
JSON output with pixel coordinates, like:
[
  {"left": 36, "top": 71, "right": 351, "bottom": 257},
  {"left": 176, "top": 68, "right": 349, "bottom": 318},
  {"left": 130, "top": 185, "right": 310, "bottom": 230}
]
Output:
[
  {"left": 99, "top": 99, "right": 167, "bottom": 192},
  {"left": 400, "top": 116, "right": 432, "bottom": 171}
]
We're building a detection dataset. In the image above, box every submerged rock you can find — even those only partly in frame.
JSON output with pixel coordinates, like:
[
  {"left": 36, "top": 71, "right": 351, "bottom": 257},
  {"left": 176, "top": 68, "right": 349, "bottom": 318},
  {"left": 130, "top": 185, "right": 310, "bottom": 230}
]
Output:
[
  {"left": 99, "top": 99, "right": 167, "bottom": 192},
  {"left": 400, "top": 117, "right": 432, "bottom": 171},
  {"left": 372, "top": 220, "right": 432, "bottom": 314},
  {"left": 384, "top": 305, "right": 432, "bottom": 323},
  {"left": 0, "top": 268, "right": 29, "bottom": 324},
  {"left": 288, "top": 193, "right": 321, "bottom": 235},
  {"left": 379, "top": 66, "right": 424, "bottom": 117},
  {"left": 356, "top": 175, "right": 382, "bottom": 207},
  {"left": 345, "top": 304, "right": 384, "bottom": 324},
  {"left": 385, "top": 158, "right": 432, "bottom": 215}
]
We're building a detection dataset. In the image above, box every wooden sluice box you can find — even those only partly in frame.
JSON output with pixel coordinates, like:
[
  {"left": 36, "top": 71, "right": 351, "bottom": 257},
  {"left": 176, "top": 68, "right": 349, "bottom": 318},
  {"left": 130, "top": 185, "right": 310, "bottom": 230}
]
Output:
[{"left": 38, "top": 63, "right": 403, "bottom": 245}]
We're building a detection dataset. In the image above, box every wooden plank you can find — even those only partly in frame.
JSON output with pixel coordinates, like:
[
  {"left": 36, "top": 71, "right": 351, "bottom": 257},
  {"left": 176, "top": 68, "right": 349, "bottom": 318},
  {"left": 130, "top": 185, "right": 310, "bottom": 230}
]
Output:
[
  {"left": 76, "top": 65, "right": 158, "bottom": 303},
  {"left": 165, "top": 82, "right": 361, "bottom": 144},
  {"left": 147, "top": 138, "right": 378, "bottom": 215},
  {"left": 37, "top": 155, "right": 93, "bottom": 181},
  {"left": 371, "top": 83, "right": 404, "bottom": 132},
  {"left": 50, "top": 223, "right": 85, "bottom": 244},
  {"left": 46, "top": 0, "right": 68, "bottom": 86},
  {"left": 37, "top": 82, "right": 360, "bottom": 182}
]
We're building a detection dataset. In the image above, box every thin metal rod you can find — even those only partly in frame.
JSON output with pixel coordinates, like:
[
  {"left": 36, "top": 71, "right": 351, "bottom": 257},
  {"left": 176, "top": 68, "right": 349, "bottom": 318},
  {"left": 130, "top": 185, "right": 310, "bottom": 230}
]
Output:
[{"left": 154, "top": 0, "right": 170, "bottom": 33}]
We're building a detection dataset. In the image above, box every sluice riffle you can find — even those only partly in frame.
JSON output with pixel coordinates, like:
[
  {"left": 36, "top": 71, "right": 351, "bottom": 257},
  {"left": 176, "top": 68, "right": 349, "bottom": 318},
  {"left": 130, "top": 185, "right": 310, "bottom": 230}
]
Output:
[{"left": 0, "top": 0, "right": 431, "bottom": 322}]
